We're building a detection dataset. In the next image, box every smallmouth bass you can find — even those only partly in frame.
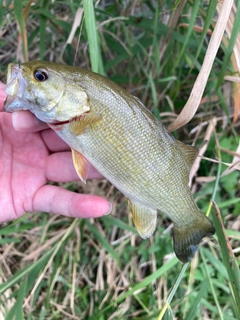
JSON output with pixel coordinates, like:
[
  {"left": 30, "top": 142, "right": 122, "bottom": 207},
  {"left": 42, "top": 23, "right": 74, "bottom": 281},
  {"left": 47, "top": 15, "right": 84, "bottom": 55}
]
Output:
[{"left": 4, "top": 61, "right": 215, "bottom": 263}]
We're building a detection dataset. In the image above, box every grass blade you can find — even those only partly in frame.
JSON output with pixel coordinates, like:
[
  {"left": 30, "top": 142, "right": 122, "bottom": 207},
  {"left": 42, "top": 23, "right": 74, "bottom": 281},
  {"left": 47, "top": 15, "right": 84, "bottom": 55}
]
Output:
[
  {"left": 13, "top": 0, "right": 28, "bottom": 61},
  {"left": 99, "top": 257, "right": 179, "bottom": 315},
  {"left": 168, "top": 0, "right": 234, "bottom": 132},
  {"left": 211, "top": 202, "right": 240, "bottom": 318},
  {"left": 0, "top": 247, "right": 54, "bottom": 295},
  {"left": 0, "top": 0, "right": 3, "bottom": 26},
  {"left": 83, "top": 0, "right": 104, "bottom": 75},
  {"left": 84, "top": 220, "right": 120, "bottom": 264},
  {"left": 157, "top": 262, "right": 189, "bottom": 320},
  {"left": 187, "top": 0, "right": 218, "bottom": 75},
  {"left": 207, "top": 145, "right": 240, "bottom": 318},
  {"left": 14, "top": 280, "right": 26, "bottom": 320},
  {"left": 39, "top": 0, "right": 50, "bottom": 60},
  {"left": 101, "top": 215, "right": 137, "bottom": 234},
  {"left": 217, "top": 1, "right": 240, "bottom": 88},
  {"left": 184, "top": 279, "right": 208, "bottom": 320},
  {"left": 173, "top": 0, "right": 200, "bottom": 69},
  {"left": 200, "top": 248, "right": 224, "bottom": 320}
]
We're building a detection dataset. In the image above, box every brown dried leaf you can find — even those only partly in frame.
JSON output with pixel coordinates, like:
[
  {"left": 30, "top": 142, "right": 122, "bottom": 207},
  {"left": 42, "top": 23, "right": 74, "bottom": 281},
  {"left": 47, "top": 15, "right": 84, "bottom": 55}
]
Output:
[
  {"left": 221, "top": 142, "right": 240, "bottom": 176},
  {"left": 23, "top": 229, "right": 66, "bottom": 261},
  {"left": 66, "top": 8, "right": 83, "bottom": 45},
  {"left": 217, "top": 2, "right": 240, "bottom": 123},
  {"left": 168, "top": 0, "right": 234, "bottom": 132},
  {"left": 189, "top": 117, "right": 217, "bottom": 184}
]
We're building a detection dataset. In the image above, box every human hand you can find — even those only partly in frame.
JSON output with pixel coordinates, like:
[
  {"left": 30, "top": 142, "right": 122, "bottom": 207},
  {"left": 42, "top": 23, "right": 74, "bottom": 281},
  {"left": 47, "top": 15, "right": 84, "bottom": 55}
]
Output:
[{"left": 0, "top": 81, "right": 111, "bottom": 223}]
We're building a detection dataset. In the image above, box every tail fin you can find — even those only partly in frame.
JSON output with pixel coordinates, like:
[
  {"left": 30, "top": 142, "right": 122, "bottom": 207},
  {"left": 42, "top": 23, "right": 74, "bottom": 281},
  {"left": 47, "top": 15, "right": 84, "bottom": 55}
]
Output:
[{"left": 173, "top": 213, "right": 215, "bottom": 263}]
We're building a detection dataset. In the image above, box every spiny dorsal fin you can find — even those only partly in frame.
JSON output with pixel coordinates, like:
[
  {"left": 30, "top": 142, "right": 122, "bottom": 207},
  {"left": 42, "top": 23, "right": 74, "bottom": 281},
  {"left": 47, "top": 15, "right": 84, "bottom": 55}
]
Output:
[
  {"left": 69, "top": 112, "right": 102, "bottom": 136},
  {"left": 128, "top": 200, "right": 157, "bottom": 239},
  {"left": 177, "top": 141, "right": 199, "bottom": 170},
  {"left": 71, "top": 148, "right": 90, "bottom": 183}
]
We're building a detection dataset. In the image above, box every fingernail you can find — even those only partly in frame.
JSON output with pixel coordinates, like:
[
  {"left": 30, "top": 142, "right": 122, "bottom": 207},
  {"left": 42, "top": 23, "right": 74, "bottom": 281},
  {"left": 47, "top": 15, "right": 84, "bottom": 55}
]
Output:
[
  {"left": 104, "top": 202, "right": 112, "bottom": 215},
  {"left": 12, "top": 111, "right": 20, "bottom": 130}
]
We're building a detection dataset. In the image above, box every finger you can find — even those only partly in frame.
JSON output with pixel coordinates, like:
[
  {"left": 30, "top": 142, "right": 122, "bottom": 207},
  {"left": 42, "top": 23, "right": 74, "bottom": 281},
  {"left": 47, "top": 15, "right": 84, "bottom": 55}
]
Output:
[
  {"left": 12, "top": 111, "right": 70, "bottom": 151},
  {"left": 46, "top": 152, "right": 104, "bottom": 182},
  {"left": 32, "top": 185, "right": 111, "bottom": 218},
  {"left": 12, "top": 111, "right": 48, "bottom": 132},
  {"left": 0, "top": 82, "right": 6, "bottom": 111},
  {"left": 41, "top": 129, "right": 70, "bottom": 152}
]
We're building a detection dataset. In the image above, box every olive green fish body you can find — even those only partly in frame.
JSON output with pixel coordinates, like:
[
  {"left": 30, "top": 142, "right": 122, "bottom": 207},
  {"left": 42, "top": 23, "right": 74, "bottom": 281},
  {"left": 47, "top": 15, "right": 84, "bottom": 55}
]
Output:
[
  {"left": 55, "top": 95, "right": 197, "bottom": 228},
  {"left": 4, "top": 61, "right": 215, "bottom": 262}
]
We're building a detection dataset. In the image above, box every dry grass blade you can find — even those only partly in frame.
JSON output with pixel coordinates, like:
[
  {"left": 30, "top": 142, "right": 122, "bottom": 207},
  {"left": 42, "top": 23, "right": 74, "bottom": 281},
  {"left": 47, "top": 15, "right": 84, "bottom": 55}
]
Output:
[
  {"left": 218, "top": 2, "right": 240, "bottom": 123},
  {"left": 66, "top": 8, "right": 83, "bottom": 45},
  {"left": 189, "top": 117, "right": 217, "bottom": 184},
  {"left": 61, "top": 7, "right": 84, "bottom": 64},
  {"left": 168, "top": 0, "right": 234, "bottom": 132},
  {"left": 23, "top": 219, "right": 79, "bottom": 307},
  {"left": 224, "top": 75, "right": 240, "bottom": 83},
  {"left": 159, "top": 0, "right": 187, "bottom": 61},
  {"left": 0, "top": 276, "right": 15, "bottom": 320},
  {"left": 218, "top": 2, "right": 240, "bottom": 73},
  {"left": 22, "top": 229, "right": 66, "bottom": 261},
  {"left": 221, "top": 142, "right": 240, "bottom": 176}
]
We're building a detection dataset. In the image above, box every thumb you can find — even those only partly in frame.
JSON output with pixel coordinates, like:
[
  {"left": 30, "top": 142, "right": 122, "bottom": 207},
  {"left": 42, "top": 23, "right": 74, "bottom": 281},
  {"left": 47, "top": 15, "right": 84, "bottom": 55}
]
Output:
[{"left": 12, "top": 111, "right": 48, "bottom": 132}]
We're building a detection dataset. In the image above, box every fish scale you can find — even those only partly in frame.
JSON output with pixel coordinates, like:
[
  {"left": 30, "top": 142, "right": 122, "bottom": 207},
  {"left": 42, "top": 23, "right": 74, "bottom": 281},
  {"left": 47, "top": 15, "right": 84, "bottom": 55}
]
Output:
[
  {"left": 56, "top": 89, "right": 203, "bottom": 225},
  {"left": 4, "top": 60, "right": 215, "bottom": 263}
]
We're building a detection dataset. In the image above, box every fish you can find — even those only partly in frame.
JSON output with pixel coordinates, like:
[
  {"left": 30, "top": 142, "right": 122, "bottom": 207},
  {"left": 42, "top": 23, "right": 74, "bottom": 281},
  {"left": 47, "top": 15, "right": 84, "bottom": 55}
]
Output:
[{"left": 4, "top": 61, "right": 215, "bottom": 263}]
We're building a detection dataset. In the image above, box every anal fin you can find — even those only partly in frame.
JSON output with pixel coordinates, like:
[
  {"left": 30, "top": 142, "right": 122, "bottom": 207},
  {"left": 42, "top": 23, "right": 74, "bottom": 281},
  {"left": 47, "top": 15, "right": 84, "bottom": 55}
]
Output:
[
  {"left": 71, "top": 149, "right": 90, "bottom": 184},
  {"left": 128, "top": 200, "right": 157, "bottom": 239}
]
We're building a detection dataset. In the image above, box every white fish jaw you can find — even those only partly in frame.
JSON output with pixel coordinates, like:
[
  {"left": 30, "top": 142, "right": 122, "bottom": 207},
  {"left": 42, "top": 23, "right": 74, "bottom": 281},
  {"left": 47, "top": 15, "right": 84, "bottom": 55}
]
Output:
[{"left": 4, "top": 64, "right": 33, "bottom": 112}]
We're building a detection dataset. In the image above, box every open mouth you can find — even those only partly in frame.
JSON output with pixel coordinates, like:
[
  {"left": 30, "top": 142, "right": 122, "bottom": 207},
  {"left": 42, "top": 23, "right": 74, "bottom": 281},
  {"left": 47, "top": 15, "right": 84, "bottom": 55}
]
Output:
[{"left": 4, "top": 64, "right": 28, "bottom": 112}]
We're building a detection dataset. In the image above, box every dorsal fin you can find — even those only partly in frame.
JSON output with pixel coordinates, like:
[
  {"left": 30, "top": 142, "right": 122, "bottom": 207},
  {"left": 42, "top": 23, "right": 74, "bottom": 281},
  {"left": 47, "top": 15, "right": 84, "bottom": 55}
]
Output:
[{"left": 177, "top": 141, "right": 199, "bottom": 170}]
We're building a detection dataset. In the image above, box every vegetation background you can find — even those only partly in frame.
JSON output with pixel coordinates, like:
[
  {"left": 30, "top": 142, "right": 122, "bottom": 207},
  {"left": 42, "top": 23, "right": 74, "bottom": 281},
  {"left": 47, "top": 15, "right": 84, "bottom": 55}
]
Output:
[{"left": 0, "top": 0, "right": 240, "bottom": 319}]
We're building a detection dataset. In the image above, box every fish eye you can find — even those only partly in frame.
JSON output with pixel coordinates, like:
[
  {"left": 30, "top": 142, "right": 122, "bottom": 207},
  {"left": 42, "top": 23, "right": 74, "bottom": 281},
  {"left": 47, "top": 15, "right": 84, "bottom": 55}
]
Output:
[{"left": 34, "top": 69, "right": 48, "bottom": 82}]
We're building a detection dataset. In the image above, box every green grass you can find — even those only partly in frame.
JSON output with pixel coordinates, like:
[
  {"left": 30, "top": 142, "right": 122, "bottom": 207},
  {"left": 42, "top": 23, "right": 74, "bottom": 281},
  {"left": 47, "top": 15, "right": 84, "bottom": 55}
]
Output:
[{"left": 0, "top": 0, "right": 240, "bottom": 319}]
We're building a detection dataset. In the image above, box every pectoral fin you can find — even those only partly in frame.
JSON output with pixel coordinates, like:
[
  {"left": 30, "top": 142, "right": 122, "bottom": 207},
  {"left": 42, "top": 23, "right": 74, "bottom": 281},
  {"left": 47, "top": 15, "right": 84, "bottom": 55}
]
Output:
[
  {"left": 69, "top": 112, "right": 102, "bottom": 136},
  {"left": 71, "top": 149, "right": 90, "bottom": 184},
  {"left": 128, "top": 200, "right": 157, "bottom": 239}
]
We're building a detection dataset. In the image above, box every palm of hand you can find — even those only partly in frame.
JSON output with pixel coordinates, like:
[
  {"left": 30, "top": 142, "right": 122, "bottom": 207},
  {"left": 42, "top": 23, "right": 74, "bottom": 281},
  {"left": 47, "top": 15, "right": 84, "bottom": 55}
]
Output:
[
  {"left": 0, "top": 113, "right": 49, "bottom": 220},
  {"left": 0, "top": 112, "right": 110, "bottom": 223}
]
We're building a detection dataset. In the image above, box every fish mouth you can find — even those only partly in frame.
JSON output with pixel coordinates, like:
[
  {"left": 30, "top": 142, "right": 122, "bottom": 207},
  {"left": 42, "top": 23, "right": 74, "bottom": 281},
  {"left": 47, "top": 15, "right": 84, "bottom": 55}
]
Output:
[{"left": 4, "top": 64, "right": 32, "bottom": 112}]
